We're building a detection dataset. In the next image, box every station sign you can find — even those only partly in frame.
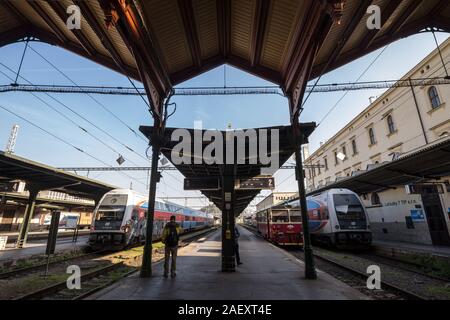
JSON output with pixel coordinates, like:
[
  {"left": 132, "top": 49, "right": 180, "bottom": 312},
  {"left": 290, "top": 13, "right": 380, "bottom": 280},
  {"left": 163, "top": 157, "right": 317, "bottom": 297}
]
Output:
[
  {"left": 405, "top": 184, "right": 444, "bottom": 194},
  {"left": 235, "top": 176, "right": 275, "bottom": 190},
  {"left": 184, "top": 177, "right": 220, "bottom": 191}
]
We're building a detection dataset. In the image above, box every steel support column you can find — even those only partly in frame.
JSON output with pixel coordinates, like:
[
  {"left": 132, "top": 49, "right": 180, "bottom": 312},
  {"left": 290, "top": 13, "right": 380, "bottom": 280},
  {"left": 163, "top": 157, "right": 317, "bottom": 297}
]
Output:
[
  {"left": 292, "top": 122, "right": 317, "bottom": 280},
  {"left": 16, "top": 187, "right": 39, "bottom": 248},
  {"left": 140, "top": 118, "right": 163, "bottom": 278},
  {"left": 221, "top": 165, "right": 236, "bottom": 272}
]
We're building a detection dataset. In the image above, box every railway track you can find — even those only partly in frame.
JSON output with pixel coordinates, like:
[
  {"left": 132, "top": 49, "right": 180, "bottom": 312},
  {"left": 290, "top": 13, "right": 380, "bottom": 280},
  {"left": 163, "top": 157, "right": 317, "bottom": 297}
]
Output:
[
  {"left": 308, "top": 250, "right": 427, "bottom": 300},
  {"left": 10, "top": 227, "right": 218, "bottom": 300},
  {"left": 241, "top": 224, "right": 450, "bottom": 300},
  {"left": 0, "top": 251, "right": 106, "bottom": 280}
]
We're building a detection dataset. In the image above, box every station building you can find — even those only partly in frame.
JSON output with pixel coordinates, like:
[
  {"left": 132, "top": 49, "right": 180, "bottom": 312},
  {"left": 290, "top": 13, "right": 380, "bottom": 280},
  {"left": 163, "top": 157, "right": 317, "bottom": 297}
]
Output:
[
  {"left": 0, "top": 181, "right": 95, "bottom": 232},
  {"left": 304, "top": 38, "right": 450, "bottom": 246},
  {"left": 256, "top": 192, "right": 298, "bottom": 212}
]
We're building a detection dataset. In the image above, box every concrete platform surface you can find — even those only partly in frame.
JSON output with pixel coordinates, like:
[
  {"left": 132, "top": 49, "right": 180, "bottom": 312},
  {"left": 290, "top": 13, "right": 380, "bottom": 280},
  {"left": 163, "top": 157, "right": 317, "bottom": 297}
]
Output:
[
  {"left": 0, "top": 236, "right": 89, "bottom": 262},
  {"left": 90, "top": 226, "right": 368, "bottom": 300},
  {"left": 373, "top": 240, "right": 450, "bottom": 257}
]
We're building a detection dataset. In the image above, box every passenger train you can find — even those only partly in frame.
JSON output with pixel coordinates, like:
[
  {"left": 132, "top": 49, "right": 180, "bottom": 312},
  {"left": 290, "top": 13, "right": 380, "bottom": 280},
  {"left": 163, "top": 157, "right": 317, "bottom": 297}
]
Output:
[
  {"left": 88, "top": 189, "right": 214, "bottom": 250},
  {"left": 256, "top": 188, "right": 372, "bottom": 247}
]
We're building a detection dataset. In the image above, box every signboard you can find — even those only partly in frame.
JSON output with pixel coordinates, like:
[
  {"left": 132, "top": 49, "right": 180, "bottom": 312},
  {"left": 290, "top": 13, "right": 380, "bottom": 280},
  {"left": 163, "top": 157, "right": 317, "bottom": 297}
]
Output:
[
  {"left": 0, "top": 236, "right": 7, "bottom": 250},
  {"left": 235, "top": 176, "right": 275, "bottom": 190},
  {"left": 410, "top": 209, "right": 425, "bottom": 221},
  {"left": 184, "top": 177, "right": 220, "bottom": 191},
  {"left": 405, "top": 184, "right": 444, "bottom": 194},
  {"left": 65, "top": 216, "right": 79, "bottom": 229}
]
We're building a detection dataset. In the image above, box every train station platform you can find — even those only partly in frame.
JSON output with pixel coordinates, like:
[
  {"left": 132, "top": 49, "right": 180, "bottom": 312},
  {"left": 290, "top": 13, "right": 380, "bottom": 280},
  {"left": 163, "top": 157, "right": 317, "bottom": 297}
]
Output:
[
  {"left": 0, "top": 235, "right": 89, "bottom": 263},
  {"left": 372, "top": 240, "right": 450, "bottom": 261},
  {"left": 90, "top": 226, "right": 367, "bottom": 300}
]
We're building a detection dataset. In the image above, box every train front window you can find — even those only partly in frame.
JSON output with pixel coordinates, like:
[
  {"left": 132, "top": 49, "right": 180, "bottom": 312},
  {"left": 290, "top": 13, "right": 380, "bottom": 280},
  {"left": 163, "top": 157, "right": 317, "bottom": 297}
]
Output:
[
  {"left": 333, "top": 194, "right": 365, "bottom": 220},
  {"left": 96, "top": 206, "right": 126, "bottom": 222},
  {"left": 271, "top": 210, "right": 289, "bottom": 222},
  {"left": 289, "top": 210, "right": 302, "bottom": 222}
]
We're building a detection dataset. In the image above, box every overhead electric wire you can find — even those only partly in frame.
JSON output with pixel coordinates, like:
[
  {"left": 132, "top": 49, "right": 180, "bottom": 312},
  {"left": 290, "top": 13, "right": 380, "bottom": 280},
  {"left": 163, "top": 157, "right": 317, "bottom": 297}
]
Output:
[
  {"left": 28, "top": 45, "right": 149, "bottom": 143},
  {"left": 0, "top": 103, "right": 146, "bottom": 188},
  {"left": 317, "top": 45, "right": 390, "bottom": 127},
  {"left": 0, "top": 68, "right": 142, "bottom": 168},
  {"left": 0, "top": 61, "right": 148, "bottom": 164}
]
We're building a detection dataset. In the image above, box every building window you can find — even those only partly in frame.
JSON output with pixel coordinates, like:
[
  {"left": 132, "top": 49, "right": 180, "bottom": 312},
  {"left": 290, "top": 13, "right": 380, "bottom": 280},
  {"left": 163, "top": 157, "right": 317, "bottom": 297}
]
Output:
[
  {"left": 351, "top": 139, "right": 357, "bottom": 155},
  {"left": 334, "top": 151, "right": 339, "bottom": 165},
  {"left": 342, "top": 145, "right": 347, "bottom": 160},
  {"left": 428, "top": 86, "right": 441, "bottom": 109},
  {"left": 324, "top": 157, "right": 328, "bottom": 171},
  {"left": 317, "top": 162, "right": 321, "bottom": 175},
  {"left": 368, "top": 128, "right": 376, "bottom": 145},
  {"left": 386, "top": 115, "right": 396, "bottom": 134},
  {"left": 371, "top": 192, "right": 381, "bottom": 206}
]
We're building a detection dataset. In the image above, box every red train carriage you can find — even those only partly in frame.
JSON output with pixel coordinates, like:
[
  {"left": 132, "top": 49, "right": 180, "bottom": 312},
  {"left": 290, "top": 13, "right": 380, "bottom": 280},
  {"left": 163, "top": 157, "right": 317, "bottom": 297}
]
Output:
[{"left": 256, "top": 207, "right": 303, "bottom": 245}]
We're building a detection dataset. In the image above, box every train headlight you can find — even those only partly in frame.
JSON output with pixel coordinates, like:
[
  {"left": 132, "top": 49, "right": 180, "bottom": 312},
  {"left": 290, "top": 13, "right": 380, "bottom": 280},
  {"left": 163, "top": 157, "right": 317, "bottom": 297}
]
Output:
[{"left": 335, "top": 225, "right": 340, "bottom": 230}]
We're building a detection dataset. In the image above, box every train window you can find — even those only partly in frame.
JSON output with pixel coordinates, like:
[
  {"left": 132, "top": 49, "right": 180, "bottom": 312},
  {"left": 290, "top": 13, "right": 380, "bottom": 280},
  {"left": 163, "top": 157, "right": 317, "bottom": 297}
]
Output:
[
  {"left": 333, "top": 194, "right": 365, "bottom": 221},
  {"left": 289, "top": 210, "right": 302, "bottom": 222},
  {"left": 96, "top": 205, "right": 126, "bottom": 221},
  {"left": 271, "top": 210, "right": 289, "bottom": 222}
]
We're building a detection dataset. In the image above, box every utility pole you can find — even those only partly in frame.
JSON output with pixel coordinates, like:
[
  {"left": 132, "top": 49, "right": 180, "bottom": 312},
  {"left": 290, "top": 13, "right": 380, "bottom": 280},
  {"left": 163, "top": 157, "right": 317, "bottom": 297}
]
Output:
[{"left": 5, "top": 125, "right": 19, "bottom": 154}]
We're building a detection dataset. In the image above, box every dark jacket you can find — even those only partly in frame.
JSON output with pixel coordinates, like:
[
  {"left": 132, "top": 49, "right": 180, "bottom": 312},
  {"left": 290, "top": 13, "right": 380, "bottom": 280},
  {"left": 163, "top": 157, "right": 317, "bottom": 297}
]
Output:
[{"left": 234, "top": 227, "right": 240, "bottom": 244}]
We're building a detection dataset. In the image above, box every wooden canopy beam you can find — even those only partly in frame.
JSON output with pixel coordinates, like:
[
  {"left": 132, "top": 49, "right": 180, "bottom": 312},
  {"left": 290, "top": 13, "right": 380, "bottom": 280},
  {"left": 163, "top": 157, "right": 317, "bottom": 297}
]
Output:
[
  {"left": 217, "top": 0, "right": 231, "bottom": 58},
  {"left": 47, "top": 0, "right": 97, "bottom": 56},
  {"left": 26, "top": 0, "right": 67, "bottom": 44},
  {"left": 178, "top": 0, "right": 202, "bottom": 68},
  {"left": 104, "top": 0, "right": 172, "bottom": 117},
  {"left": 359, "top": 0, "right": 402, "bottom": 50},
  {"left": 309, "top": 0, "right": 372, "bottom": 85},
  {"left": 250, "top": 0, "right": 270, "bottom": 67},
  {"left": 74, "top": 0, "right": 128, "bottom": 73}
]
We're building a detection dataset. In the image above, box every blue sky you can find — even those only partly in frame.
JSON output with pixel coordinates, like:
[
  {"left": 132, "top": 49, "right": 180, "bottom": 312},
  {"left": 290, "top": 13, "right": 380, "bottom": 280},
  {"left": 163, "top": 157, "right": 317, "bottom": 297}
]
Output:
[{"left": 0, "top": 31, "right": 448, "bottom": 209}]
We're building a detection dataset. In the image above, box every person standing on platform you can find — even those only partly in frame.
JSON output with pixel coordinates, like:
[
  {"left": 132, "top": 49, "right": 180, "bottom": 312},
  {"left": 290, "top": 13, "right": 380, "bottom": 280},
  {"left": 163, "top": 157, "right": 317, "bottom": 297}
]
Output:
[
  {"left": 235, "top": 226, "right": 242, "bottom": 265},
  {"left": 162, "top": 215, "right": 182, "bottom": 278}
]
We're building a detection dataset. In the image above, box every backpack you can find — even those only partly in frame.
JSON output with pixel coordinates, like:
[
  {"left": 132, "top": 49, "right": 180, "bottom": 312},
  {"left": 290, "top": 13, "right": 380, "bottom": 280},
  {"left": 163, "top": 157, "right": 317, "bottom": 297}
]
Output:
[{"left": 165, "top": 224, "right": 179, "bottom": 247}]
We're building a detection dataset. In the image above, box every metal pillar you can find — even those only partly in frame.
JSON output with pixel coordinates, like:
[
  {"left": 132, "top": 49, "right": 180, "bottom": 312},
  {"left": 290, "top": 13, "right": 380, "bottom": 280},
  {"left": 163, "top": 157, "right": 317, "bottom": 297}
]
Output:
[
  {"left": 140, "top": 119, "right": 162, "bottom": 278},
  {"left": 16, "top": 188, "right": 39, "bottom": 248},
  {"left": 221, "top": 165, "right": 236, "bottom": 272},
  {"left": 292, "top": 123, "right": 317, "bottom": 279}
]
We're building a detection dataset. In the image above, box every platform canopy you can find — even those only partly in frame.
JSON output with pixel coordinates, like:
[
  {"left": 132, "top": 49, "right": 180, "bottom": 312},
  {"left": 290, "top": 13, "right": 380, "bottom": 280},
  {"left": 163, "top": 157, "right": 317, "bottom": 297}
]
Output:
[
  {"left": 308, "top": 137, "right": 450, "bottom": 195},
  {"left": 0, "top": 151, "right": 115, "bottom": 199},
  {"left": 1, "top": 0, "right": 448, "bottom": 92},
  {"left": 140, "top": 124, "right": 315, "bottom": 215}
]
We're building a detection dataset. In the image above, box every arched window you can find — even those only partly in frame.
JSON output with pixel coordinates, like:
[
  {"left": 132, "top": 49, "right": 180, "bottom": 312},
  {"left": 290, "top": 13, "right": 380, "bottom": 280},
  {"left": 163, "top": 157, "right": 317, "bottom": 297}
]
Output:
[
  {"left": 428, "top": 86, "right": 441, "bottom": 109},
  {"left": 387, "top": 115, "right": 396, "bottom": 134},
  {"left": 368, "top": 128, "right": 376, "bottom": 145},
  {"left": 371, "top": 192, "right": 381, "bottom": 205}
]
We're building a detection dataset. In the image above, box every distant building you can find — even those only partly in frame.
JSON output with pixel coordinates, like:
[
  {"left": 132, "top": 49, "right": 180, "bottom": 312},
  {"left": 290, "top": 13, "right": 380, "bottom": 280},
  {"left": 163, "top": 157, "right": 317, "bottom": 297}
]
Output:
[
  {"left": 256, "top": 192, "right": 298, "bottom": 212},
  {"left": 0, "top": 182, "right": 94, "bottom": 232},
  {"left": 304, "top": 38, "right": 450, "bottom": 246}
]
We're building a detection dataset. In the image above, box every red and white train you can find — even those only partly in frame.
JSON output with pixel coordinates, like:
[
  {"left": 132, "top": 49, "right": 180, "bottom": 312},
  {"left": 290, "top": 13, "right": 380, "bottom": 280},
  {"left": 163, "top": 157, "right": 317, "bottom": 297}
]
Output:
[
  {"left": 88, "top": 189, "right": 214, "bottom": 250},
  {"left": 256, "top": 188, "right": 372, "bottom": 247}
]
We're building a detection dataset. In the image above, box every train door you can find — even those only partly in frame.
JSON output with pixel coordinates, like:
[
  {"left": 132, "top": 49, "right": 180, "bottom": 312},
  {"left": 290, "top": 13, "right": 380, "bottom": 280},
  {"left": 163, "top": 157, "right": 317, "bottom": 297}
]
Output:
[
  {"left": 0, "top": 209, "right": 15, "bottom": 231},
  {"left": 421, "top": 192, "right": 450, "bottom": 246}
]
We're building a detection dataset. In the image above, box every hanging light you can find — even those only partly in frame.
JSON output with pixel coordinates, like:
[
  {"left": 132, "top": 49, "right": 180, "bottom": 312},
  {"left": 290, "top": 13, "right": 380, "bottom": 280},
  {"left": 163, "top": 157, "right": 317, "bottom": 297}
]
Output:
[{"left": 116, "top": 155, "right": 125, "bottom": 165}]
